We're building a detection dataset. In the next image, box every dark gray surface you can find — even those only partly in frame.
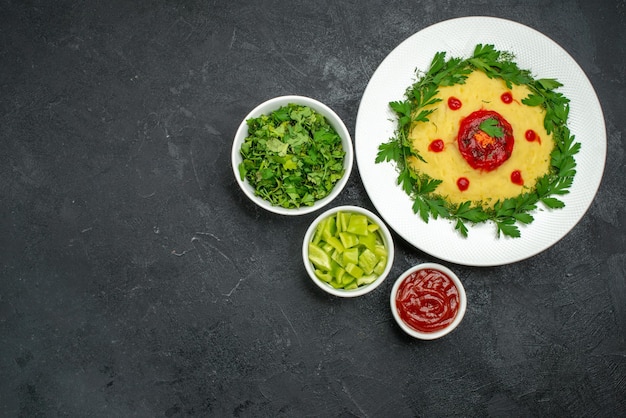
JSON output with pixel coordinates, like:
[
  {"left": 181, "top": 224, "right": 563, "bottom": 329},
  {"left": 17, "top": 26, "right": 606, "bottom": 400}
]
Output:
[{"left": 1, "top": 0, "right": 625, "bottom": 416}]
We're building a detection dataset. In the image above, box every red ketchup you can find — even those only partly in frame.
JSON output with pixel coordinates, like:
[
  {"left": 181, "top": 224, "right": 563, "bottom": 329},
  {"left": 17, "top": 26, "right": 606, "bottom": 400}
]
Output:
[
  {"left": 456, "top": 177, "right": 470, "bottom": 191},
  {"left": 511, "top": 170, "right": 524, "bottom": 185},
  {"left": 525, "top": 129, "right": 541, "bottom": 144},
  {"left": 395, "top": 268, "right": 460, "bottom": 333},
  {"left": 428, "top": 139, "right": 445, "bottom": 152},
  {"left": 457, "top": 109, "right": 514, "bottom": 171},
  {"left": 448, "top": 97, "right": 462, "bottom": 110},
  {"left": 501, "top": 92, "right": 513, "bottom": 104}
]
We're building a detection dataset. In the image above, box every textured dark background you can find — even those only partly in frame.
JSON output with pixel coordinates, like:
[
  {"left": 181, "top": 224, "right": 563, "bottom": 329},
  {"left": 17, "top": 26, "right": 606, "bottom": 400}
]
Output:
[{"left": 1, "top": 0, "right": 625, "bottom": 416}]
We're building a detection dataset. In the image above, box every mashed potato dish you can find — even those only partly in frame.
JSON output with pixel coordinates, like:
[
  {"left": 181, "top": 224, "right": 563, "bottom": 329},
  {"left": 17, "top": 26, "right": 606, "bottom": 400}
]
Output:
[
  {"left": 408, "top": 70, "right": 553, "bottom": 207},
  {"left": 376, "top": 44, "right": 578, "bottom": 238}
]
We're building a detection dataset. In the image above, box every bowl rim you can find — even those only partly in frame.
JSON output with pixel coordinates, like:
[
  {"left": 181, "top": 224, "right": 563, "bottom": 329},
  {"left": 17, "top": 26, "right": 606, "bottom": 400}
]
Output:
[
  {"left": 302, "top": 205, "right": 395, "bottom": 297},
  {"left": 390, "top": 262, "right": 467, "bottom": 340},
  {"left": 231, "top": 95, "right": 354, "bottom": 216}
]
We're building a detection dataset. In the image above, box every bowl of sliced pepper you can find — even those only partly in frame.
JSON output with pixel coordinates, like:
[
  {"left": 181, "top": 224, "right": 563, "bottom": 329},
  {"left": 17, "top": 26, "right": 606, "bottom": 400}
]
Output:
[
  {"left": 302, "top": 205, "right": 394, "bottom": 297},
  {"left": 232, "top": 95, "right": 353, "bottom": 215}
]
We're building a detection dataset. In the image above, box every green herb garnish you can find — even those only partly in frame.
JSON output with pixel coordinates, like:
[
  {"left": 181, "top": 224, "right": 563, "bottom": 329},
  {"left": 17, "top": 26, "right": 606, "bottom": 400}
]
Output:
[
  {"left": 375, "top": 44, "right": 580, "bottom": 238},
  {"left": 479, "top": 117, "right": 505, "bottom": 138},
  {"left": 239, "top": 103, "right": 346, "bottom": 209}
]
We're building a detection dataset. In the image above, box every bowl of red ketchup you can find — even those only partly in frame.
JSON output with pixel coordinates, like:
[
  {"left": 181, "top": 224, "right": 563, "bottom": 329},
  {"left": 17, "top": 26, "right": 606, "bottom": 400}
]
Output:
[{"left": 390, "top": 263, "right": 467, "bottom": 340}]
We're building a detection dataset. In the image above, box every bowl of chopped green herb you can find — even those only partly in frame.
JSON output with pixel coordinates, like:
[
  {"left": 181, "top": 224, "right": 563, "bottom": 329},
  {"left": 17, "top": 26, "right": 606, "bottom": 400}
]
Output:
[
  {"left": 232, "top": 95, "right": 353, "bottom": 215},
  {"left": 302, "top": 205, "right": 394, "bottom": 297}
]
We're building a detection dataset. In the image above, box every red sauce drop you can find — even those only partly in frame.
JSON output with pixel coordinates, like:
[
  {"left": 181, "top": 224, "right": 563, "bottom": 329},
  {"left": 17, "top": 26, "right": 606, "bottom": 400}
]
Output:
[
  {"left": 457, "top": 109, "right": 514, "bottom": 171},
  {"left": 511, "top": 170, "right": 524, "bottom": 185},
  {"left": 428, "top": 139, "right": 444, "bottom": 152},
  {"left": 525, "top": 129, "right": 541, "bottom": 144},
  {"left": 395, "top": 268, "right": 460, "bottom": 333},
  {"left": 501, "top": 92, "right": 513, "bottom": 104},
  {"left": 448, "top": 97, "right": 462, "bottom": 110},
  {"left": 457, "top": 177, "right": 470, "bottom": 191}
]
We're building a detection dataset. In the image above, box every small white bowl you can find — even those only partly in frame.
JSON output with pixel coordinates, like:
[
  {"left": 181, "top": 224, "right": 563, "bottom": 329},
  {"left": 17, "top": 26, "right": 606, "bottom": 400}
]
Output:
[
  {"left": 390, "top": 263, "right": 467, "bottom": 340},
  {"left": 302, "top": 205, "right": 394, "bottom": 297},
  {"left": 231, "top": 95, "right": 353, "bottom": 216}
]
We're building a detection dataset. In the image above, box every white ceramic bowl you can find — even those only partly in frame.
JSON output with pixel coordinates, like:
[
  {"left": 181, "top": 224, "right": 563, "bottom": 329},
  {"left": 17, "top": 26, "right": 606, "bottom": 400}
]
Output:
[
  {"left": 390, "top": 263, "right": 467, "bottom": 340},
  {"left": 231, "top": 95, "right": 353, "bottom": 215},
  {"left": 302, "top": 205, "right": 394, "bottom": 297}
]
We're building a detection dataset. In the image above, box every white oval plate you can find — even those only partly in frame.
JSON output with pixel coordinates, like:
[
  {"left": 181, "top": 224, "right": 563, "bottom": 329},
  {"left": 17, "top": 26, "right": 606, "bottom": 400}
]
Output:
[{"left": 355, "top": 16, "right": 606, "bottom": 267}]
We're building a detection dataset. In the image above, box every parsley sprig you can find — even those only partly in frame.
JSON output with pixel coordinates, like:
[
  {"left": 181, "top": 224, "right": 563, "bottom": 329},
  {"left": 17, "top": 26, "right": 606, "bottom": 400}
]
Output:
[
  {"left": 479, "top": 118, "right": 505, "bottom": 138},
  {"left": 375, "top": 44, "right": 580, "bottom": 238}
]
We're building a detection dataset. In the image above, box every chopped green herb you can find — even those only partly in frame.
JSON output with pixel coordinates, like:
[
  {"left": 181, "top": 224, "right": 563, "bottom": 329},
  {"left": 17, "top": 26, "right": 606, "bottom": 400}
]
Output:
[{"left": 239, "top": 104, "right": 346, "bottom": 209}]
